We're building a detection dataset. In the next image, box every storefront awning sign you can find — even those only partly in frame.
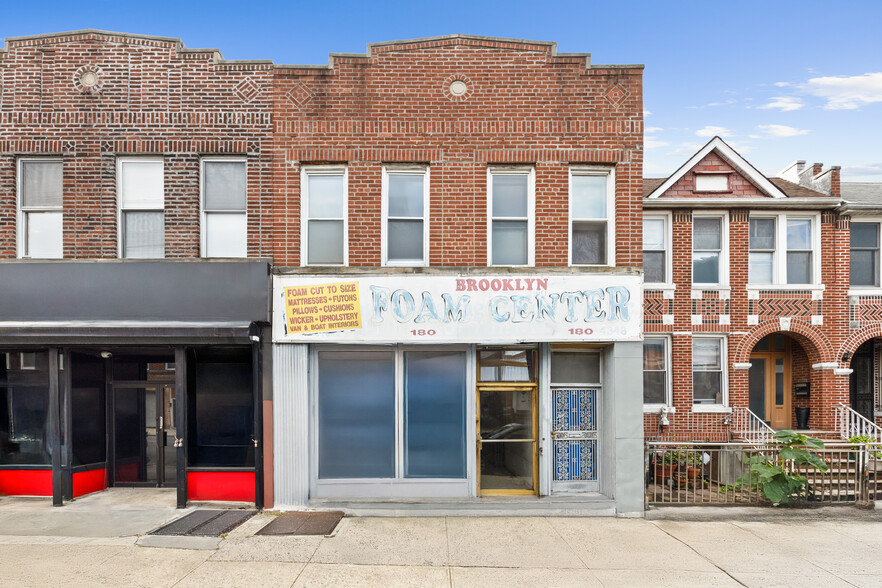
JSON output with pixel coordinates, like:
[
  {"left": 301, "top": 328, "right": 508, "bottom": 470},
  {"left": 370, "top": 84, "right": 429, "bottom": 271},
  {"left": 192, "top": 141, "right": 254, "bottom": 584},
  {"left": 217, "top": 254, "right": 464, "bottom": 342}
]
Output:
[{"left": 273, "top": 274, "right": 642, "bottom": 343}]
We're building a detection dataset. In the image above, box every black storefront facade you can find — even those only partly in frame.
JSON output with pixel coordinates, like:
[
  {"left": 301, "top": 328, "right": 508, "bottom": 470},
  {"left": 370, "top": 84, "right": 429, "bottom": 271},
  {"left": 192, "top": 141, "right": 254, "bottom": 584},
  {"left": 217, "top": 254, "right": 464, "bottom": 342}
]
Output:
[{"left": 0, "top": 260, "right": 271, "bottom": 508}]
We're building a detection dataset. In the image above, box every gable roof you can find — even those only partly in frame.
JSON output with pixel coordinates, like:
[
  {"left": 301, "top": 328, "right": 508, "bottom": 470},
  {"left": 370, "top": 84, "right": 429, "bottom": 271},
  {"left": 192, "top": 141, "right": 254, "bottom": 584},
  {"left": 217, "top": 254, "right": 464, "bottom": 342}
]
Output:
[{"left": 645, "top": 136, "right": 788, "bottom": 199}]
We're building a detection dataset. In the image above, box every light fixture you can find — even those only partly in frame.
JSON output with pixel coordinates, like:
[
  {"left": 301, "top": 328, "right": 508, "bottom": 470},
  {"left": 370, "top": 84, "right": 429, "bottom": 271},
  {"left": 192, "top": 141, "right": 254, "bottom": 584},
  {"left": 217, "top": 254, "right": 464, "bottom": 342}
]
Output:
[
  {"left": 100, "top": 351, "right": 112, "bottom": 359},
  {"left": 841, "top": 351, "right": 852, "bottom": 363}
]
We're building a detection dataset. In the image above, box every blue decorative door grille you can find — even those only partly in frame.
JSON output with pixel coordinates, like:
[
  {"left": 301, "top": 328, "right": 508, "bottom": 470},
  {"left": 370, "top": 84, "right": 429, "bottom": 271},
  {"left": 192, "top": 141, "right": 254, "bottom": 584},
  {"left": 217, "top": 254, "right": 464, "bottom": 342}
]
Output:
[{"left": 552, "top": 388, "right": 598, "bottom": 482}]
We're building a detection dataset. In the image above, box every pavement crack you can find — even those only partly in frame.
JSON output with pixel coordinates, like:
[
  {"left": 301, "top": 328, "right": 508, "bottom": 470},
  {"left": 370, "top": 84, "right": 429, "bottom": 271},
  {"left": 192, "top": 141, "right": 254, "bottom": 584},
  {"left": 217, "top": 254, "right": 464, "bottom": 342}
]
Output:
[{"left": 650, "top": 521, "right": 747, "bottom": 587}]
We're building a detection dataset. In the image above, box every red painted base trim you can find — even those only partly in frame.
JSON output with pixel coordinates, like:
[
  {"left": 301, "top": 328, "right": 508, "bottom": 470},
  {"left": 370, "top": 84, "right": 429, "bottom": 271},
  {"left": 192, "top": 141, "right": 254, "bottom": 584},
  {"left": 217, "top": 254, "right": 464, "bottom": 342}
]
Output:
[
  {"left": 72, "top": 468, "right": 107, "bottom": 498},
  {"left": 0, "top": 469, "right": 52, "bottom": 496},
  {"left": 187, "top": 471, "right": 255, "bottom": 503}
]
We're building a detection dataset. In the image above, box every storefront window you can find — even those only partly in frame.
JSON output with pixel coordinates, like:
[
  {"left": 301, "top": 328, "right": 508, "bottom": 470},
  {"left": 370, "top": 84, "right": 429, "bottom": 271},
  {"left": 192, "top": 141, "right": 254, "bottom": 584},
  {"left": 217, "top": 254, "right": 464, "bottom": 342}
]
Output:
[
  {"left": 317, "top": 348, "right": 467, "bottom": 480},
  {"left": 1, "top": 351, "right": 51, "bottom": 465},
  {"left": 71, "top": 353, "right": 106, "bottom": 466}
]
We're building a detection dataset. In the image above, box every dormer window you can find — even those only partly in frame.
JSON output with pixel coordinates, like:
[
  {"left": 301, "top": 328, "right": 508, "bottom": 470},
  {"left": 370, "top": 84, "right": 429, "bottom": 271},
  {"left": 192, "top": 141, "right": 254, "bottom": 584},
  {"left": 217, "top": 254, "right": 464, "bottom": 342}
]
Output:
[{"left": 694, "top": 173, "right": 729, "bottom": 192}]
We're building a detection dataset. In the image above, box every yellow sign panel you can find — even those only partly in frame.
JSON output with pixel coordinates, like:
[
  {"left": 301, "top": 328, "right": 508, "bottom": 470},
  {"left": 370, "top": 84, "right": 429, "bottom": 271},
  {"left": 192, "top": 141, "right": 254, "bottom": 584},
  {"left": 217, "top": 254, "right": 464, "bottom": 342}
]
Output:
[{"left": 284, "top": 281, "right": 362, "bottom": 335}]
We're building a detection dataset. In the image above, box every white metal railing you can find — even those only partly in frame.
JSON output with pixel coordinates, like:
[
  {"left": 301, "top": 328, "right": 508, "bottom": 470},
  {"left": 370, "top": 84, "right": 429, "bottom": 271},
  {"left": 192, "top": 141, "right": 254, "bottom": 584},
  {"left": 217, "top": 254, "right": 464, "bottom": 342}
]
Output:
[
  {"left": 730, "top": 407, "right": 775, "bottom": 445},
  {"left": 834, "top": 403, "right": 882, "bottom": 443}
]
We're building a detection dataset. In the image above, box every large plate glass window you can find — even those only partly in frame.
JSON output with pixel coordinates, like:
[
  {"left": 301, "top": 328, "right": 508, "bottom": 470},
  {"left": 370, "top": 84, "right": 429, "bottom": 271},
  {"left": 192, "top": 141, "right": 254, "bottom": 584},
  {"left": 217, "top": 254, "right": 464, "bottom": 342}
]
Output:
[
  {"left": 119, "top": 158, "right": 164, "bottom": 258},
  {"left": 488, "top": 169, "right": 533, "bottom": 266},
  {"left": 303, "top": 167, "right": 347, "bottom": 266},
  {"left": 851, "top": 222, "right": 880, "bottom": 287},
  {"left": 1, "top": 351, "right": 51, "bottom": 466},
  {"left": 18, "top": 159, "right": 63, "bottom": 259},
  {"left": 570, "top": 169, "right": 613, "bottom": 266},
  {"left": 383, "top": 166, "right": 428, "bottom": 266},
  {"left": 317, "top": 349, "right": 466, "bottom": 480},
  {"left": 202, "top": 159, "right": 247, "bottom": 258}
]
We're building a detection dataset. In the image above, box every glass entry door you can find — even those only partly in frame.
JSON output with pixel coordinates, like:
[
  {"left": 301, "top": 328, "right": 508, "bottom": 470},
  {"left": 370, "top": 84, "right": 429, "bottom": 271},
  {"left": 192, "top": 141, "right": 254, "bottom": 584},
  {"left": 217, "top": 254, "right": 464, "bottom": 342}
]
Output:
[
  {"left": 477, "top": 386, "right": 538, "bottom": 495},
  {"left": 112, "top": 382, "right": 177, "bottom": 487},
  {"left": 749, "top": 349, "right": 790, "bottom": 429}
]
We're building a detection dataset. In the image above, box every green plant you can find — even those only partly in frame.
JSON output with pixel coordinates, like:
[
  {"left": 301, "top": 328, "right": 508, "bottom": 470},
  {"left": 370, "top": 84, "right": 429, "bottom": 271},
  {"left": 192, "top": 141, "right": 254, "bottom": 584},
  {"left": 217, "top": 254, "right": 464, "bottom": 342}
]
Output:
[
  {"left": 848, "top": 435, "right": 882, "bottom": 459},
  {"left": 660, "top": 449, "right": 702, "bottom": 466},
  {"left": 737, "top": 429, "right": 828, "bottom": 505}
]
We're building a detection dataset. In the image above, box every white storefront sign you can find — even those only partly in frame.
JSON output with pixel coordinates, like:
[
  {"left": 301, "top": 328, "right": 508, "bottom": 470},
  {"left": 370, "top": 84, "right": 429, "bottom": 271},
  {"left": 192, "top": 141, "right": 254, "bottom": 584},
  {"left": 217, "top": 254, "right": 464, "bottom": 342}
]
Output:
[{"left": 273, "top": 274, "right": 642, "bottom": 344}]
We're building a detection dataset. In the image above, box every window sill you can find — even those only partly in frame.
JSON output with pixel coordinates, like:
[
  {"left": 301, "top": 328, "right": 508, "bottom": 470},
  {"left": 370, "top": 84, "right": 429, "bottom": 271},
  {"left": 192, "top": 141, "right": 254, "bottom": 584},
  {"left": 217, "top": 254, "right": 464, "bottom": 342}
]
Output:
[
  {"left": 849, "top": 288, "right": 882, "bottom": 297},
  {"left": 691, "top": 405, "right": 732, "bottom": 414},
  {"left": 644, "top": 405, "right": 676, "bottom": 414},
  {"left": 691, "top": 285, "right": 730, "bottom": 291},
  {"left": 746, "top": 284, "right": 824, "bottom": 291},
  {"left": 645, "top": 283, "right": 676, "bottom": 291}
]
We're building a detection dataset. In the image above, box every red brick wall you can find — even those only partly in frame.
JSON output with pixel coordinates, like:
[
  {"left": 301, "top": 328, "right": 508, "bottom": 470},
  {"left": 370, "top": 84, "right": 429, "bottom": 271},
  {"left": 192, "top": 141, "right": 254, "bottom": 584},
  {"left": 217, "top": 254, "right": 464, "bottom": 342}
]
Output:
[
  {"left": 658, "top": 153, "right": 766, "bottom": 199},
  {"left": 270, "top": 37, "right": 644, "bottom": 267},
  {"left": 0, "top": 31, "right": 273, "bottom": 259}
]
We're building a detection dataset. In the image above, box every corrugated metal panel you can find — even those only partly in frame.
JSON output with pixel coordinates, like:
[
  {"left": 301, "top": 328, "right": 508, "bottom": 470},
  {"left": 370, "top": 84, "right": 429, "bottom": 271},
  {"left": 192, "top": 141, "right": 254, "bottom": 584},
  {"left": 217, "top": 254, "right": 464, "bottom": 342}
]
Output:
[{"left": 272, "top": 344, "right": 309, "bottom": 507}]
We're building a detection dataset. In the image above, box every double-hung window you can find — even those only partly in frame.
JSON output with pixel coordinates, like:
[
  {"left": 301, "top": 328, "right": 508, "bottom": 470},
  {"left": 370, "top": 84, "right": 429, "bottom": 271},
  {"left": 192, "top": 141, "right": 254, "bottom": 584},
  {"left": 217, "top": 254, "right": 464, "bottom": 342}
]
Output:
[
  {"left": 748, "top": 215, "right": 819, "bottom": 285},
  {"left": 302, "top": 166, "right": 347, "bottom": 266},
  {"left": 118, "top": 158, "right": 164, "bottom": 259},
  {"left": 693, "top": 337, "right": 726, "bottom": 407},
  {"left": 18, "top": 159, "right": 63, "bottom": 259},
  {"left": 692, "top": 215, "right": 726, "bottom": 285},
  {"left": 643, "top": 337, "right": 670, "bottom": 407},
  {"left": 643, "top": 215, "right": 669, "bottom": 284},
  {"left": 202, "top": 158, "right": 247, "bottom": 258},
  {"left": 570, "top": 168, "right": 614, "bottom": 265},
  {"left": 488, "top": 168, "right": 533, "bottom": 266},
  {"left": 382, "top": 166, "right": 428, "bottom": 266},
  {"left": 851, "top": 222, "right": 880, "bottom": 287}
]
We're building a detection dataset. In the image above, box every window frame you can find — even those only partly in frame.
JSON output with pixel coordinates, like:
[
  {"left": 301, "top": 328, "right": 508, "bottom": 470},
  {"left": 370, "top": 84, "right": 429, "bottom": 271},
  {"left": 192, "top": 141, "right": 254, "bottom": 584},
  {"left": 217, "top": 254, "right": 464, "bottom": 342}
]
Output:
[
  {"left": 747, "top": 213, "right": 821, "bottom": 286},
  {"left": 694, "top": 172, "right": 731, "bottom": 193},
  {"left": 643, "top": 336, "right": 672, "bottom": 411},
  {"left": 117, "top": 156, "right": 165, "bottom": 259},
  {"left": 16, "top": 157, "right": 64, "bottom": 259},
  {"left": 200, "top": 156, "right": 248, "bottom": 259},
  {"left": 850, "top": 218, "right": 882, "bottom": 289},
  {"left": 300, "top": 165, "right": 349, "bottom": 267},
  {"left": 568, "top": 166, "right": 616, "bottom": 267},
  {"left": 487, "top": 166, "right": 535, "bottom": 267},
  {"left": 692, "top": 335, "right": 728, "bottom": 412},
  {"left": 643, "top": 212, "right": 672, "bottom": 287},
  {"left": 381, "top": 164, "right": 430, "bottom": 267},
  {"left": 691, "top": 211, "right": 729, "bottom": 287}
]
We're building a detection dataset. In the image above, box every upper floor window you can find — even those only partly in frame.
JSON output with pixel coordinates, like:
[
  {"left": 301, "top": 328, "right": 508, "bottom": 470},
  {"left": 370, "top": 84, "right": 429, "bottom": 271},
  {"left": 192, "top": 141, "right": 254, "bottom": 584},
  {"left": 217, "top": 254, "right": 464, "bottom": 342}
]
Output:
[
  {"left": 488, "top": 168, "right": 533, "bottom": 266},
  {"left": 850, "top": 222, "right": 880, "bottom": 287},
  {"left": 17, "top": 159, "right": 63, "bottom": 259},
  {"left": 643, "top": 337, "right": 670, "bottom": 407},
  {"left": 748, "top": 215, "right": 819, "bottom": 285},
  {"left": 570, "top": 168, "right": 614, "bottom": 266},
  {"left": 302, "top": 166, "right": 347, "bottom": 266},
  {"left": 643, "top": 215, "right": 669, "bottom": 284},
  {"left": 382, "top": 166, "right": 428, "bottom": 266},
  {"left": 694, "top": 172, "right": 729, "bottom": 192},
  {"left": 118, "top": 158, "right": 164, "bottom": 259},
  {"left": 692, "top": 214, "right": 726, "bottom": 285},
  {"left": 202, "top": 159, "right": 247, "bottom": 258}
]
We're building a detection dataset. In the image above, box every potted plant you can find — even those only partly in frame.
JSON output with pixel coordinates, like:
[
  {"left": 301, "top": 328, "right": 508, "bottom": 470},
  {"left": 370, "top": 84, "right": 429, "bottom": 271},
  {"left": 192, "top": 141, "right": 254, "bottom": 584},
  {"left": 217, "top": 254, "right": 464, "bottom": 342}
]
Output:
[
  {"left": 654, "top": 450, "right": 702, "bottom": 487},
  {"left": 848, "top": 435, "right": 882, "bottom": 460}
]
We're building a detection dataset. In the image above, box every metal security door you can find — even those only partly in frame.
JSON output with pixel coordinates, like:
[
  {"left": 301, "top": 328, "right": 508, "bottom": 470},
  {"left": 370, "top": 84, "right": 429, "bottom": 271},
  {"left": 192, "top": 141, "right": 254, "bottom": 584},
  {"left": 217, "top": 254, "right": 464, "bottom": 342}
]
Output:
[{"left": 551, "top": 388, "right": 599, "bottom": 493}]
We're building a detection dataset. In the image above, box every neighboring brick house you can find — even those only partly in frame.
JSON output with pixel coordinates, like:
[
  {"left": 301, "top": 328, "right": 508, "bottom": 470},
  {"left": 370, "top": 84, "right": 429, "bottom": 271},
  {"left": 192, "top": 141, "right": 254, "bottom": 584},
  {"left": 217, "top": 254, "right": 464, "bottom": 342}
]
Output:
[
  {"left": 1, "top": 31, "right": 646, "bottom": 516},
  {"left": 640, "top": 136, "right": 882, "bottom": 444}
]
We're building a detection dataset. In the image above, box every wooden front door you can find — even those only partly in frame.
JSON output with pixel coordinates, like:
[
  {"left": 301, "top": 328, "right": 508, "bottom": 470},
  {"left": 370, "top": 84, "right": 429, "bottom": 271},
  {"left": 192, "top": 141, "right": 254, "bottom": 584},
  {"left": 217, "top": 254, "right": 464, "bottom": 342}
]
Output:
[{"left": 749, "top": 335, "right": 792, "bottom": 429}]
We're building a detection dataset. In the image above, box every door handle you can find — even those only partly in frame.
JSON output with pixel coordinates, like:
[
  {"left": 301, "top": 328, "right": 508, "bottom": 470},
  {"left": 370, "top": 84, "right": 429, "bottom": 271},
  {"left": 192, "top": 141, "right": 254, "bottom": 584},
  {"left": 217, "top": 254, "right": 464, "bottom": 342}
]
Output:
[{"left": 251, "top": 436, "right": 259, "bottom": 448}]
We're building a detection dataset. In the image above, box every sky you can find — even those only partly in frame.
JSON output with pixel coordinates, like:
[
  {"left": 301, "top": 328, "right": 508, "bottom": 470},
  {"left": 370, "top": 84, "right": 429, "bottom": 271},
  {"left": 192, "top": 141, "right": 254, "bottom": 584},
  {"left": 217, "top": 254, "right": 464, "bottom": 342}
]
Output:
[{"left": 3, "top": 0, "right": 881, "bottom": 181}]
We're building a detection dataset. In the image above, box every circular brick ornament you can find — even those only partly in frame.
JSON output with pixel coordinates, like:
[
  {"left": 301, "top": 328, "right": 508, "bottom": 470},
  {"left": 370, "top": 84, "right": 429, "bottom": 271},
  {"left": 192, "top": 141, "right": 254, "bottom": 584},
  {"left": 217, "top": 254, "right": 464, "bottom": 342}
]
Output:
[
  {"left": 442, "top": 74, "right": 474, "bottom": 102},
  {"left": 73, "top": 65, "right": 104, "bottom": 95}
]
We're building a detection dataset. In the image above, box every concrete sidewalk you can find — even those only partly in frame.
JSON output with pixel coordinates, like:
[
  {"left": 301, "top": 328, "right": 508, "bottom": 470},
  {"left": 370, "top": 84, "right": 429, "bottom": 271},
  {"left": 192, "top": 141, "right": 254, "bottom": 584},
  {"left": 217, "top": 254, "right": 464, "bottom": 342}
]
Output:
[{"left": 1, "top": 494, "right": 881, "bottom": 587}]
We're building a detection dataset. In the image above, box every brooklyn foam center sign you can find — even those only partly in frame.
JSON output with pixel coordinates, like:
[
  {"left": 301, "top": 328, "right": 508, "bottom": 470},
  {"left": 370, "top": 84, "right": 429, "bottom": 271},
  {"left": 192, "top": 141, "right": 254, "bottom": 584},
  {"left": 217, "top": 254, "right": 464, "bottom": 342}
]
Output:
[{"left": 273, "top": 274, "right": 642, "bottom": 343}]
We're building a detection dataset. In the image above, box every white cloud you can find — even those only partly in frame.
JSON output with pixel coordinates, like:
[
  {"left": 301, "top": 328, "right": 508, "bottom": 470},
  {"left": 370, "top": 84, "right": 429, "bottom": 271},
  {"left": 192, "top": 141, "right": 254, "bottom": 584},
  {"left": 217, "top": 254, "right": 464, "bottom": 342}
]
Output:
[
  {"left": 695, "top": 126, "right": 732, "bottom": 137},
  {"left": 758, "top": 96, "right": 804, "bottom": 112},
  {"left": 644, "top": 110, "right": 652, "bottom": 116},
  {"left": 645, "top": 126, "right": 664, "bottom": 133},
  {"left": 667, "top": 143, "right": 703, "bottom": 158},
  {"left": 757, "top": 124, "right": 810, "bottom": 137},
  {"left": 748, "top": 134, "right": 762, "bottom": 139},
  {"left": 725, "top": 141, "right": 753, "bottom": 155},
  {"left": 645, "top": 137, "right": 670, "bottom": 149},
  {"left": 774, "top": 82, "right": 791, "bottom": 87},
  {"left": 803, "top": 72, "right": 882, "bottom": 110}
]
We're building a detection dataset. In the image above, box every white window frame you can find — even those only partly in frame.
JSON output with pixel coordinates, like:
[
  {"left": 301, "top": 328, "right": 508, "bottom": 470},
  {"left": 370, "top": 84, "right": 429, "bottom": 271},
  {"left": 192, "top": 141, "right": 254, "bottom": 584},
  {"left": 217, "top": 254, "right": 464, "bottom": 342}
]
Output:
[
  {"left": 849, "top": 217, "right": 882, "bottom": 293},
  {"left": 16, "top": 157, "right": 63, "bottom": 259},
  {"left": 643, "top": 212, "right": 672, "bottom": 287},
  {"left": 569, "top": 166, "right": 616, "bottom": 267},
  {"left": 691, "top": 211, "right": 729, "bottom": 287},
  {"left": 117, "top": 157, "right": 165, "bottom": 259},
  {"left": 694, "top": 172, "right": 731, "bottom": 193},
  {"left": 747, "top": 212, "right": 821, "bottom": 286},
  {"left": 301, "top": 165, "right": 348, "bottom": 267},
  {"left": 692, "top": 335, "right": 729, "bottom": 412},
  {"left": 487, "top": 166, "right": 535, "bottom": 267},
  {"left": 381, "top": 165, "right": 429, "bottom": 267},
  {"left": 643, "top": 336, "right": 672, "bottom": 412},
  {"left": 200, "top": 156, "right": 248, "bottom": 258}
]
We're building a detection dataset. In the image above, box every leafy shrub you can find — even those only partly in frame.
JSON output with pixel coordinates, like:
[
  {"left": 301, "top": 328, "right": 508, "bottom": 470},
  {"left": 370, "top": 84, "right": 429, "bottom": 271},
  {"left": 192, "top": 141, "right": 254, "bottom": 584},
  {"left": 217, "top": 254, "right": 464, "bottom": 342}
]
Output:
[{"left": 737, "top": 429, "right": 828, "bottom": 505}]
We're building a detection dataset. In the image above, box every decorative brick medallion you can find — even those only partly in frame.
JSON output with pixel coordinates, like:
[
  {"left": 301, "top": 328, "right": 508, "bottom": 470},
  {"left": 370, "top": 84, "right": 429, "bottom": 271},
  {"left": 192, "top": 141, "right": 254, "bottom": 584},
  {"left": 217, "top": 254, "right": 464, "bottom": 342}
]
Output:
[
  {"left": 442, "top": 74, "right": 474, "bottom": 102},
  {"left": 234, "top": 76, "right": 261, "bottom": 103},
  {"left": 73, "top": 65, "right": 104, "bottom": 95},
  {"left": 602, "top": 83, "right": 628, "bottom": 107},
  {"left": 286, "top": 82, "right": 314, "bottom": 109}
]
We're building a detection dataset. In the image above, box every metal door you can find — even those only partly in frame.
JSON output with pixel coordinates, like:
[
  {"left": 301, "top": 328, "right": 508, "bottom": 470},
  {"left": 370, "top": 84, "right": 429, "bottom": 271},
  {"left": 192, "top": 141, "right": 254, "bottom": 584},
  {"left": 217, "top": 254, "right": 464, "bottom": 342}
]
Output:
[{"left": 551, "top": 387, "right": 599, "bottom": 492}]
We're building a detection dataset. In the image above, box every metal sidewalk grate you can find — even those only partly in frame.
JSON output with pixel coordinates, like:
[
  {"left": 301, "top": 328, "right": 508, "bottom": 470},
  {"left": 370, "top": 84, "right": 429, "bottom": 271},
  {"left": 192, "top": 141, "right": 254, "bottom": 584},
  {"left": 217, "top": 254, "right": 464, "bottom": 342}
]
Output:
[
  {"left": 256, "top": 511, "right": 344, "bottom": 536},
  {"left": 150, "top": 509, "right": 257, "bottom": 537}
]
